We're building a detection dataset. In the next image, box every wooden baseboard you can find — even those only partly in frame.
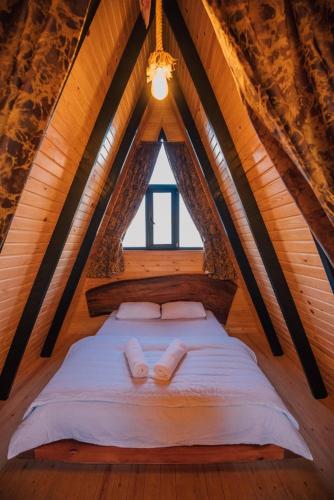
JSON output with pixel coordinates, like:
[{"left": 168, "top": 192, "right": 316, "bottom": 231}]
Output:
[{"left": 18, "top": 440, "right": 298, "bottom": 464}]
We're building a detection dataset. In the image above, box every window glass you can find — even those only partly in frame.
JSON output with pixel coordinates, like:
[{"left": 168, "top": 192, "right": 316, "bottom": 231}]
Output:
[
  {"left": 123, "top": 143, "right": 203, "bottom": 249},
  {"left": 153, "top": 192, "right": 172, "bottom": 244},
  {"left": 179, "top": 195, "right": 203, "bottom": 247},
  {"left": 149, "top": 145, "right": 176, "bottom": 184}
]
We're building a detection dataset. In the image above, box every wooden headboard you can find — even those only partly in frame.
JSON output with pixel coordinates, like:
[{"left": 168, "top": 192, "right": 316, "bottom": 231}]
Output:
[{"left": 86, "top": 274, "right": 237, "bottom": 324}]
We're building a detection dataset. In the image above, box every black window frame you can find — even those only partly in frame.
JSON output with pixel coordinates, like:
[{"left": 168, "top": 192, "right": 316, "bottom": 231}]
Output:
[
  {"left": 124, "top": 183, "right": 203, "bottom": 251},
  {"left": 146, "top": 184, "right": 179, "bottom": 249}
]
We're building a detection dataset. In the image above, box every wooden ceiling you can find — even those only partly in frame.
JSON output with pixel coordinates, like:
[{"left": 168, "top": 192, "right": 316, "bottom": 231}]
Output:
[{"left": 0, "top": 0, "right": 333, "bottom": 399}]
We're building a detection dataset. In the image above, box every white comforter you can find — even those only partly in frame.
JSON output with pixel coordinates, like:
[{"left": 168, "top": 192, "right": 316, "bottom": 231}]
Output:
[
  {"left": 8, "top": 315, "right": 312, "bottom": 460},
  {"left": 23, "top": 336, "right": 294, "bottom": 419}
]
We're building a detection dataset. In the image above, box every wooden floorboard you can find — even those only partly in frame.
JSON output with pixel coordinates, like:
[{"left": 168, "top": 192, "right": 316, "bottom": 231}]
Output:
[{"left": 0, "top": 332, "right": 333, "bottom": 499}]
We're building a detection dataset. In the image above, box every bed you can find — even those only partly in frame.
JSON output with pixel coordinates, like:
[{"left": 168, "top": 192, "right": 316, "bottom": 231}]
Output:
[{"left": 8, "top": 275, "right": 312, "bottom": 463}]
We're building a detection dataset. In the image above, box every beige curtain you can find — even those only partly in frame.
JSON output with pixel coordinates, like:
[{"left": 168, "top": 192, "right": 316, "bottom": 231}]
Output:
[
  {"left": 204, "top": 0, "right": 334, "bottom": 266},
  {"left": 0, "top": 0, "right": 90, "bottom": 251},
  {"left": 165, "top": 142, "right": 236, "bottom": 280},
  {"left": 87, "top": 142, "right": 160, "bottom": 277}
]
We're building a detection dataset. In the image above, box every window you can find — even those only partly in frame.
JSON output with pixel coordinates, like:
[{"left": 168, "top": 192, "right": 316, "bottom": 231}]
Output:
[{"left": 123, "top": 142, "right": 203, "bottom": 249}]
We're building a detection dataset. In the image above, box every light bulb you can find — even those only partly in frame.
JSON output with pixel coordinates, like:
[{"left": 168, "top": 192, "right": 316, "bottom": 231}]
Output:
[{"left": 151, "top": 67, "right": 168, "bottom": 100}]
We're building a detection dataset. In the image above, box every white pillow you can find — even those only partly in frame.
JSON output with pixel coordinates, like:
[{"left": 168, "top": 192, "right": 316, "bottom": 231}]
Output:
[
  {"left": 116, "top": 302, "right": 161, "bottom": 320},
  {"left": 161, "top": 301, "right": 206, "bottom": 320}
]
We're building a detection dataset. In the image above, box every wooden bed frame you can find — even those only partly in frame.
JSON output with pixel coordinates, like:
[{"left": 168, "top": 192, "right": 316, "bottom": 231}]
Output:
[
  {"left": 17, "top": 275, "right": 298, "bottom": 464},
  {"left": 19, "top": 440, "right": 296, "bottom": 464},
  {"left": 86, "top": 274, "right": 237, "bottom": 324}
]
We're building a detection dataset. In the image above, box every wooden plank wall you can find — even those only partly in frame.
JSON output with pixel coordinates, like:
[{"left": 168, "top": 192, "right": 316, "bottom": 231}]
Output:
[
  {"left": 171, "top": 0, "right": 334, "bottom": 393},
  {"left": 62, "top": 99, "right": 260, "bottom": 340},
  {"left": 140, "top": 97, "right": 186, "bottom": 141},
  {"left": 0, "top": 0, "right": 152, "bottom": 383},
  {"left": 64, "top": 250, "right": 204, "bottom": 338}
]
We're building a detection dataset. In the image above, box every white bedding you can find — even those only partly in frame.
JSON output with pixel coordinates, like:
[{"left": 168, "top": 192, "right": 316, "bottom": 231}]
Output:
[
  {"left": 8, "top": 312, "right": 312, "bottom": 460},
  {"left": 96, "top": 310, "right": 228, "bottom": 340}
]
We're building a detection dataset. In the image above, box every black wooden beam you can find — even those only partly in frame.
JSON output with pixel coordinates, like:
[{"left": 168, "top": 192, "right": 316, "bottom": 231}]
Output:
[
  {"left": 314, "top": 238, "right": 334, "bottom": 294},
  {"left": 0, "top": 15, "right": 149, "bottom": 400},
  {"left": 41, "top": 90, "right": 148, "bottom": 358},
  {"left": 171, "top": 80, "right": 282, "bottom": 357},
  {"left": 165, "top": 2, "right": 327, "bottom": 399}
]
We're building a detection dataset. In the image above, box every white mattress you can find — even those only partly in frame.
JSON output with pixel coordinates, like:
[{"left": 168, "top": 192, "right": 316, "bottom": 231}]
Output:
[{"left": 8, "top": 312, "right": 312, "bottom": 459}]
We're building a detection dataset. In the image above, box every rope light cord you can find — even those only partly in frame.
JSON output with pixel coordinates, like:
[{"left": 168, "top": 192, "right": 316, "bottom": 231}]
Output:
[
  {"left": 155, "top": 0, "right": 163, "bottom": 51},
  {"left": 146, "top": 0, "right": 176, "bottom": 85}
]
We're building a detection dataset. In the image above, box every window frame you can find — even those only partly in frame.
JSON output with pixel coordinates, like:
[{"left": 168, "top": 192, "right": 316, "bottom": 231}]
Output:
[
  {"left": 124, "top": 184, "right": 203, "bottom": 251},
  {"left": 146, "top": 184, "right": 179, "bottom": 250}
]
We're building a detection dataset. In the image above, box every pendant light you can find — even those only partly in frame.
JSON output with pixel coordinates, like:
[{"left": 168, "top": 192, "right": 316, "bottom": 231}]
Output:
[{"left": 146, "top": 0, "right": 176, "bottom": 101}]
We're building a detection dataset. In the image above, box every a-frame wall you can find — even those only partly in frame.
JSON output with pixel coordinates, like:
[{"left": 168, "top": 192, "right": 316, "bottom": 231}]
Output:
[
  {"left": 0, "top": 0, "right": 152, "bottom": 396},
  {"left": 61, "top": 97, "right": 262, "bottom": 345},
  {"left": 39, "top": 1, "right": 330, "bottom": 397},
  {"left": 165, "top": 99, "right": 274, "bottom": 342},
  {"left": 171, "top": 0, "right": 334, "bottom": 394},
  {"left": 166, "top": 3, "right": 326, "bottom": 398},
  {"left": 0, "top": 0, "right": 333, "bottom": 398}
]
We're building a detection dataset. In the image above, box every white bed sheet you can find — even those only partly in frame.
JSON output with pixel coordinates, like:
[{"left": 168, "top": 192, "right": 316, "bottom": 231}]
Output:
[
  {"left": 96, "top": 310, "right": 228, "bottom": 341},
  {"left": 8, "top": 312, "right": 312, "bottom": 460}
]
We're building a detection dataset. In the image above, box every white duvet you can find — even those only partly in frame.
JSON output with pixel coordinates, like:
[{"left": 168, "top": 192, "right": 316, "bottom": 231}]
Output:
[{"left": 8, "top": 313, "right": 312, "bottom": 459}]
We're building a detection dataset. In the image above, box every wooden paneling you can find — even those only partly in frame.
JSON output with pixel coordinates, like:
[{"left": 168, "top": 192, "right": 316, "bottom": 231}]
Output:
[
  {"left": 0, "top": 0, "right": 149, "bottom": 383},
  {"left": 62, "top": 100, "right": 260, "bottom": 341},
  {"left": 172, "top": 0, "right": 334, "bottom": 393},
  {"left": 2, "top": 4, "right": 330, "bottom": 388},
  {"left": 226, "top": 287, "right": 260, "bottom": 335},
  {"left": 169, "top": 82, "right": 281, "bottom": 350},
  {"left": 31, "top": 40, "right": 154, "bottom": 368},
  {"left": 140, "top": 97, "right": 185, "bottom": 141}
]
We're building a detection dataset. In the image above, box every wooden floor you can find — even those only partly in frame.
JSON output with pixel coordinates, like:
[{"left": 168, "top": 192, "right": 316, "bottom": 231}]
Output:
[{"left": 0, "top": 332, "right": 333, "bottom": 500}]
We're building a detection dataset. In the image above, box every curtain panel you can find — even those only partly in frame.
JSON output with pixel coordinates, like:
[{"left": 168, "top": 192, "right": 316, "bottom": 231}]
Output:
[
  {"left": 0, "top": 0, "right": 90, "bottom": 251},
  {"left": 165, "top": 142, "right": 236, "bottom": 280},
  {"left": 204, "top": 0, "right": 334, "bottom": 266},
  {"left": 87, "top": 142, "right": 161, "bottom": 277}
]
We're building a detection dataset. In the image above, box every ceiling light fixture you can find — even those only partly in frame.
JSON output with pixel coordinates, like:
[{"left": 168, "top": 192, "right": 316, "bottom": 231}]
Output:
[{"left": 146, "top": 0, "right": 176, "bottom": 101}]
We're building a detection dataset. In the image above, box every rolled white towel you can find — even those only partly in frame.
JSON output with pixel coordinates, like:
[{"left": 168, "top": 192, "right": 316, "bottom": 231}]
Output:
[
  {"left": 153, "top": 339, "right": 187, "bottom": 381},
  {"left": 124, "top": 338, "right": 149, "bottom": 378}
]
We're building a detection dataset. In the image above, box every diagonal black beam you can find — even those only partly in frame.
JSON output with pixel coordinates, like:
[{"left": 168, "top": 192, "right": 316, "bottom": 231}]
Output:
[
  {"left": 314, "top": 238, "right": 334, "bottom": 294},
  {"left": 165, "top": 2, "right": 327, "bottom": 399},
  {"left": 40, "top": 90, "right": 148, "bottom": 358},
  {"left": 171, "top": 80, "right": 282, "bottom": 358},
  {"left": 0, "top": 15, "right": 149, "bottom": 400}
]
